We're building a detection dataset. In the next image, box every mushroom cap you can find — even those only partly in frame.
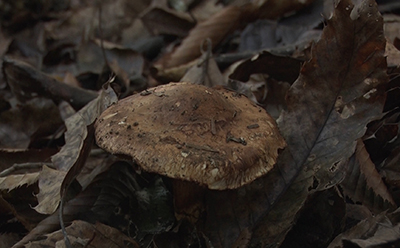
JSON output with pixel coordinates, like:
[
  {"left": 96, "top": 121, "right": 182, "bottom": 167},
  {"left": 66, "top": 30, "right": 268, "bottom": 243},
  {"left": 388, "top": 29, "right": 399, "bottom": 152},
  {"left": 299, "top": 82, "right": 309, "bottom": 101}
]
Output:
[{"left": 94, "top": 82, "right": 286, "bottom": 190}]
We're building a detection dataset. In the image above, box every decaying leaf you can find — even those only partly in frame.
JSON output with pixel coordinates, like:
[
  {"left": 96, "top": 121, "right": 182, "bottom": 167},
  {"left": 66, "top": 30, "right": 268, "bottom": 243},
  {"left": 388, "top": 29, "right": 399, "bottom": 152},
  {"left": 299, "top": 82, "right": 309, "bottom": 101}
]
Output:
[
  {"left": 252, "top": 0, "right": 388, "bottom": 245},
  {"left": 0, "top": 183, "right": 44, "bottom": 232},
  {"left": 34, "top": 84, "right": 117, "bottom": 214},
  {"left": 156, "top": 0, "right": 316, "bottom": 69},
  {"left": 156, "top": 4, "right": 249, "bottom": 69},
  {"left": 328, "top": 210, "right": 400, "bottom": 248},
  {"left": 0, "top": 172, "right": 39, "bottom": 192},
  {"left": 23, "top": 220, "right": 139, "bottom": 248},
  {"left": 0, "top": 148, "right": 57, "bottom": 175},
  {"left": 90, "top": 162, "right": 175, "bottom": 244},
  {"left": 140, "top": 4, "right": 195, "bottom": 37},
  {"left": 229, "top": 51, "right": 302, "bottom": 84},
  {"left": 34, "top": 166, "right": 65, "bottom": 215},
  {"left": 340, "top": 140, "right": 396, "bottom": 214},
  {"left": 281, "top": 188, "right": 345, "bottom": 248},
  {"left": 3, "top": 57, "right": 98, "bottom": 110},
  {"left": 201, "top": 0, "right": 388, "bottom": 247},
  {"left": 180, "top": 39, "right": 224, "bottom": 87},
  {"left": 12, "top": 172, "right": 103, "bottom": 247},
  {"left": 0, "top": 98, "right": 63, "bottom": 149},
  {"left": 2, "top": 0, "right": 400, "bottom": 247}
]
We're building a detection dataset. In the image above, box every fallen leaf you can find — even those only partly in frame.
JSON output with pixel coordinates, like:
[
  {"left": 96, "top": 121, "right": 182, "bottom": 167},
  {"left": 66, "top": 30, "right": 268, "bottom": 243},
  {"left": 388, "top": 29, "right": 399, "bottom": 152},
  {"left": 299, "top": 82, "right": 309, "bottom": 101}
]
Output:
[
  {"left": 24, "top": 220, "right": 139, "bottom": 248},
  {"left": 141, "top": 5, "right": 195, "bottom": 37},
  {"left": 229, "top": 51, "right": 302, "bottom": 84},
  {"left": 202, "top": 0, "right": 388, "bottom": 246},
  {"left": 252, "top": 0, "right": 388, "bottom": 245},
  {"left": 340, "top": 140, "right": 396, "bottom": 214},
  {"left": 157, "top": 4, "right": 250, "bottom": 68},
  {"left": 3, "top": 57, "right": 98, "bottom": 110},
  {"left": 0, "top": 98, "right": 63, "bottom": 149},
  {"left": 180, "top": 39, "right": 224, "bottom": 87},
  {"left": 0, "top": 148, "right": 57, "bottom": 174},
  {"left": 12, "top": 173, "right": 103, "bottom": 247},
  {"left": 33, "top": 84, "right": 117, "bottom": 214},
  {"left": 0, "top": 172, "right": 40, "bottom": 192},
  {"left": 328, "top": 210, "right": 400, "bottom": 248},
  {"left": 157, "top": 0, "right": 316, "bottom": 68}
]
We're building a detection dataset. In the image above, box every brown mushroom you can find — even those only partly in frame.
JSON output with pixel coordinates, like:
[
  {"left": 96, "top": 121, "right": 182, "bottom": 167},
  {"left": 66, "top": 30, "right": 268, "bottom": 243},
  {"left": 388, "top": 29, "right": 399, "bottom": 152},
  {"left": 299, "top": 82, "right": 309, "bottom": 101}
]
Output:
[{"left": 94, "top": 82, "right": 286, "bottom": 221}]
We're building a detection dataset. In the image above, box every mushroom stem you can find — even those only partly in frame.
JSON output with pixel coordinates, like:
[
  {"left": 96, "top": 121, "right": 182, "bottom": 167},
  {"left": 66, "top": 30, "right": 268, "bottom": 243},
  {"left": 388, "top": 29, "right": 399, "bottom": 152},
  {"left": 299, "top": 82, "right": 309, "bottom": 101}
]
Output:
[{"left": 172, "top": 179, "right": 206, "bottom": 224}]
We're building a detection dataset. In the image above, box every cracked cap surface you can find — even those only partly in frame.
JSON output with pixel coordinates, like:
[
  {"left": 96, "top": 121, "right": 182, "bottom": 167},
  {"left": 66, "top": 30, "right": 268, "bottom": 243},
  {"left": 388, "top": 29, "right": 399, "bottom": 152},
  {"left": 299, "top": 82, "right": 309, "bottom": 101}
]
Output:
[{"left": 94, "top": 82, "right": 286, "bottom": 190}]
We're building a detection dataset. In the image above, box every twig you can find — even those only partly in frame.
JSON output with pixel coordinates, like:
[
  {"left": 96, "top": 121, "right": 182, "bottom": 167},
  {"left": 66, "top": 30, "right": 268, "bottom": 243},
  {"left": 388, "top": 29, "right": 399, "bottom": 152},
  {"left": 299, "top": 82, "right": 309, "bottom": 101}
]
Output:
[
  {"left": 97, "top": 0, "right": 109, "bottom": 68},
  {"left": 199, "top": 38, "right": 212, "bottom": 86},
  {"left": 59, "top": 191, "right": 72, "bottom": 248}
]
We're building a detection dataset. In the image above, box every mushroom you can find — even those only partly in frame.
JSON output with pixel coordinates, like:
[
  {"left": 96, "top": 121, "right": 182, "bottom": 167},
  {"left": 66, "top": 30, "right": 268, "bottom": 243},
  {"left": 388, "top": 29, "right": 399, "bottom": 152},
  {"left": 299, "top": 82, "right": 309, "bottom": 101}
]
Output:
[{"left": 94, "top": 82, "right": 286, "bottom": 221}]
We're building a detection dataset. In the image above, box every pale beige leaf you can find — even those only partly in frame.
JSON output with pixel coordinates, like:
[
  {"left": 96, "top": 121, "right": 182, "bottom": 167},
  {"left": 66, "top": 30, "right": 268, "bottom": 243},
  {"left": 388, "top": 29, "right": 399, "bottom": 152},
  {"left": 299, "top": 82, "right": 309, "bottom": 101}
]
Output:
[
  {"left": 0, "top": 172, "right": 40, "bottom": 192},
  {"left": 33, "top": 166, "right": 65, "bottom": 214}
]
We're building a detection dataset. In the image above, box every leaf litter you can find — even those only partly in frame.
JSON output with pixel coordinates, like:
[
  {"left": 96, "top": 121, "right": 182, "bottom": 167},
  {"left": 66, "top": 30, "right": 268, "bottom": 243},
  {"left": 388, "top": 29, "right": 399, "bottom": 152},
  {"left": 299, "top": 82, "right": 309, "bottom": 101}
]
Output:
[{"left": 0, "top": 0, "right": 400, "bottom": 247}]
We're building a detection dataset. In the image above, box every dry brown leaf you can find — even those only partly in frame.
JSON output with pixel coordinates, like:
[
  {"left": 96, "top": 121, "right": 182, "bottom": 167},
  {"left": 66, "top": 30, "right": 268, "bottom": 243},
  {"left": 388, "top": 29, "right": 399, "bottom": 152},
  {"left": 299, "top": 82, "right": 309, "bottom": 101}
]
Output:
[
  {"left": 140, "top": 5, "right": 195, "bottom": 37},
  {"left": 201, "top": 0, "right": 388, "bottom": 246},
  {"left": 340, "top": 140, "right": 396, "bottom": 214},
  {"left": 12, "top": 177, "right": 102, "bottom": 247},
  {"left": 255, "top": 0, "right": 316, "bottom": 19},
  {"left": 157, "top": 4, "right": 250, "bottom": 68},
  {"left": 250, "top": 0, "right": 388, "bottom": 245},
  {"left": 328, "top": 211, "right": 400, "bottom": 248},
  {"left": 33, "top": 85, "right": 117, "bottom": 214},
  {"left": 24, "top": 220, "right": 139, "bottom": 248},
  {"left": 0, "top": 148, "right": 57, "bottom": 174},
  {"left": 0, "top": 98, "right": 63, "bottom": 149},
  {"left": 3, "top": 57, "right": 98, "bottom": 110},
  {"left": 0, "top": 184, "right": 44, "bottom": 231},
  {"left": 157, "top": 0, "right": 316, "bottom": 69},
  {"left": 0, "top": 233, "right": 20, "bottom": 248},
  {"left": 44, "top": 0, "right": 137, "bottom": 42},
  {"left": 0, "top": 27, "right": 12, "bottom": 89},
  {"left": 190, "top": 0, "right": 224, "bottom": 22},
  {"left": 180, "top": 39, "right": 224, "bottom": 87},
  {"left": 228, "top": 51, "right": 302, "bottom": 84}
]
